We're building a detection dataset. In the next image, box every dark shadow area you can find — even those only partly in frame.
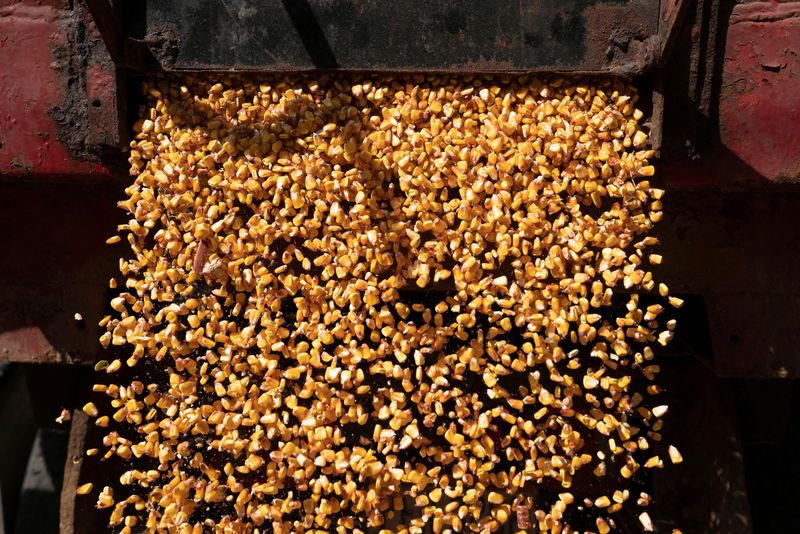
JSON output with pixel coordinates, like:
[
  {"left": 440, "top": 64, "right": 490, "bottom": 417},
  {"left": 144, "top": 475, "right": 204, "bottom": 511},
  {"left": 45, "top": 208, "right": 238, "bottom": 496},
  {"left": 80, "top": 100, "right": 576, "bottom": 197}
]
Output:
[
  {"left": 0, "top": 182, "right": 125, "bottom": 366},
  {"left": 735, "top": 379, "right": 800, "bottom": 533},
  {"left": 650, "top": 357, "right": 751, "bottom": 534},
  {"left": 0, "top": 364, "right": 37, "bottom": 534},
  {"left": 0, "top": 363, "right": 92, "bottom": 534},
  {"left": 280, "top": 0, "right": 339, "bottom": 68},
  {"left": 655, "top": 191, "right": 800, "bottom": 378},
  {"left": 13, "top": 428, "right": 69, "bottom": 534},
  {"left": 661, "top": 294, "right": 713, "bottom": 364}
]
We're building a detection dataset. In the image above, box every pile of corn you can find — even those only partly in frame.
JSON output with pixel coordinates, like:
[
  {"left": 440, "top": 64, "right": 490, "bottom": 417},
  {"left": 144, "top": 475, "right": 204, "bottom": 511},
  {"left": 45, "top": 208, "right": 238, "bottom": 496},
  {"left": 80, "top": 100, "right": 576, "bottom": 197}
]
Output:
[{"left": 81, "top": 75, "right": 681, "bottom": 533}]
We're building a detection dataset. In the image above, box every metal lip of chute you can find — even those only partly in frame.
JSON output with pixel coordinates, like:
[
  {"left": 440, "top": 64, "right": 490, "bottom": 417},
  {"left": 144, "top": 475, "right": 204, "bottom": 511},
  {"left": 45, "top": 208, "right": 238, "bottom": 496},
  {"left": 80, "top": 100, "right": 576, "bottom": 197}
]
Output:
[{"left": 118, "top": 0, "right": 665, "bottom": 75}]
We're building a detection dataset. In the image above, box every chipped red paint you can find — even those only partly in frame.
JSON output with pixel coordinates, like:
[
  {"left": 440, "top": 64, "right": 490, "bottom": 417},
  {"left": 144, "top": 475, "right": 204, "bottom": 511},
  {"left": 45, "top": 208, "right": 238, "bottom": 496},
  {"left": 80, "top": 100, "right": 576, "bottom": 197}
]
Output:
[
  {"left": 0, "top": 326, "right": 74, "bottom": 364},
  {"left": 719, "top": 2, "right": 800, "bottom": 182},
  {"left": 0, "top": 2, "right": 111, "bottom": 178}
]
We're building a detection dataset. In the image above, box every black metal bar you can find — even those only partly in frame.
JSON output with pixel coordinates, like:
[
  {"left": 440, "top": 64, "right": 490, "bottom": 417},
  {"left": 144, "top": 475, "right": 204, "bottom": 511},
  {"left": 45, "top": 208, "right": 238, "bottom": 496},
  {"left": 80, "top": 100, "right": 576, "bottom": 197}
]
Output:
[
  {"left": 279, "top": 0, "right": 339, "bottom": 69},
  {"left": 132, "top": 0, "right": 661, "bottom": 74},
  {"left": 82, "top": 0, "right": 123, "bottom": 66}
]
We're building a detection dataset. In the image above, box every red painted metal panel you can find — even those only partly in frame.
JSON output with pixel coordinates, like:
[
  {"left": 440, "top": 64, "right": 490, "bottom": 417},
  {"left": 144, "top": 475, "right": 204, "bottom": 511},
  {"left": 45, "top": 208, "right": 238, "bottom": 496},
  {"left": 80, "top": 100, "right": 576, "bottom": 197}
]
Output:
[
  {"left": 720, "top": 2, "right": 800, "bottom": 182},
  {"left": 0, "top": 2, "right": 112, "bottom": 178},
  {"left": 0, "top": 182, "right": 123, "bottom": 364}
]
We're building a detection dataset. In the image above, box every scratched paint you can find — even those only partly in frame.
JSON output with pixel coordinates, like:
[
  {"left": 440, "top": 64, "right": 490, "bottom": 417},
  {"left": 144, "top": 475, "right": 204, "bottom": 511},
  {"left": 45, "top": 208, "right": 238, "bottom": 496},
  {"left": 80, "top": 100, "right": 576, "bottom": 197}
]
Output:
[
  {"left": 0, "top": 2, "right": 112, "bottom": 177},
  {"left": 720, "top": 2, "right": 800, "bottom": 182}
]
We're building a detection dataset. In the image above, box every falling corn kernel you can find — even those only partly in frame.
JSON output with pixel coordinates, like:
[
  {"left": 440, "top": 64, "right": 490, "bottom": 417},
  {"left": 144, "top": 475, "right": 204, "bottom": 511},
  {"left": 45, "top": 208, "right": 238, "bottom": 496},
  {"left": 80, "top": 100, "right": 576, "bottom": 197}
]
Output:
[
  {"left": 81, "top": 402, "right": 98, "bottom": 417},
  {"left": 55, "top": 408, "right": 71, "bottom": 424},
  {"left": 652, "top": 405, "right": 669, "bottom": 418},
  {"left": 668, "top": 445, "right": 684, "bottom": 464},
  {"left": 639, "top": 511, "right": 655, "bottom": 531}
]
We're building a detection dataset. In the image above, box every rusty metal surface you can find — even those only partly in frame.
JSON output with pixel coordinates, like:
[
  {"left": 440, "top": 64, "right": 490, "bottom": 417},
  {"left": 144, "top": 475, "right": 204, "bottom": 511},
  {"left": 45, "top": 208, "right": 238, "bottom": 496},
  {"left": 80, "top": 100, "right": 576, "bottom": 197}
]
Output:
[
  {"left": 654, "top": 0, "right": 800, "bottom": 185},
  {"left": 80, "top": 1, "right": 125, "bottom": 154},
  {"left": 59, "top": 408, "right": 90, "bottom": 534},
  {"left": 658, "top": 0, "right": 694, "bottom": 64},
  {"left": 719, "top": 1, "right": 800, "bottom": 182},
  {"left": 0, "top": 1, "right": 120, "bottom": 178},
  {"left": 130, "top": 0, "right": 660, "bottom": 74}
]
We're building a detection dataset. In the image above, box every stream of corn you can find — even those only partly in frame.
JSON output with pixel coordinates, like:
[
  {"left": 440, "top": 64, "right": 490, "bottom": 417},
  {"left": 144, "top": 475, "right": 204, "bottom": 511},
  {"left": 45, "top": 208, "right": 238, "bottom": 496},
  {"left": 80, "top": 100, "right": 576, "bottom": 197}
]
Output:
[{"left": 80, "top": 75, "right": 681, "bottom": 533}]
